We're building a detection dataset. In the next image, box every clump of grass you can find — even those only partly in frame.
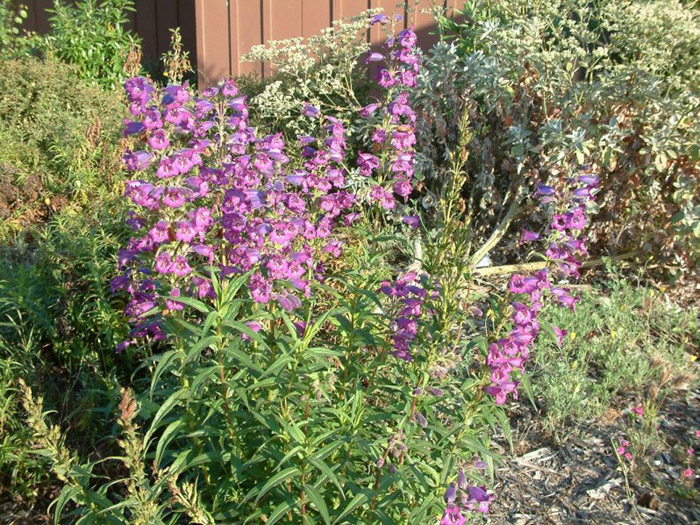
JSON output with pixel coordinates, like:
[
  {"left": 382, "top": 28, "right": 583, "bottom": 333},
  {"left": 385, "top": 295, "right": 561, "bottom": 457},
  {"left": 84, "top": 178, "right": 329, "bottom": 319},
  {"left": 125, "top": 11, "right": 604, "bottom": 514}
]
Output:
[{"left": 531, "top": 277, "right": 698, "bottom": 437}]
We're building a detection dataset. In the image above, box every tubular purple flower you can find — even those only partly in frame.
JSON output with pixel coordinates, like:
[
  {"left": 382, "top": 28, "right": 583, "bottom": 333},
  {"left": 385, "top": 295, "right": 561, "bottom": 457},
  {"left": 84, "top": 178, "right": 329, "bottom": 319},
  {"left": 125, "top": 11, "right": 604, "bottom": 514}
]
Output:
[
  {"left": 441, "top": 506, "right": 466, "bottom": 525},
  {"left": 301, "top": 102, "right": 320, "bottom": 118},
  {"left": 370, "top": 13, "right": 388, "bottom": 25},
  {"left": 444, "top": 483, "right": 457, "bottom": 504}
]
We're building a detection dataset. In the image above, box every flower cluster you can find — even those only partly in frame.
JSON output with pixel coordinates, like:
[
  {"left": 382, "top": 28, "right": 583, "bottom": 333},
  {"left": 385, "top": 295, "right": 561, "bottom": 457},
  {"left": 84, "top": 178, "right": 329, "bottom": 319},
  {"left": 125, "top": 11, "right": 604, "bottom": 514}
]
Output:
[
  {"left": 378, "top": 272, "right": 430, "bottom": 362},
  {"left": 486, "top": 171, "right": 599, "bottom": 404},
  {"left": 114, "top": 77, "right": 356, "bottom": 347},
  {"left": 617, "top": 438, "right": 633, "bottom": 461},
  {"left": 358, "top": 24, "right": 420, "bottom": 210},
  {"left": 440, "top": 468, "right": 495, "bottom": 524}
]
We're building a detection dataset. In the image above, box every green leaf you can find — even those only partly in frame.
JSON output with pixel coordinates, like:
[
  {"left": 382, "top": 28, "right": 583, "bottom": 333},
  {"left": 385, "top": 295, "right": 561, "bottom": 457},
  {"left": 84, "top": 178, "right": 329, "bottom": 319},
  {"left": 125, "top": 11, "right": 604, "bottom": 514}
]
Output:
[
  {"left": 224, "top": 344, "right": 263, "bottom": 375},
  {"left": 332, "top": 490, "right": 371, "bottom": 524},
  {"left": 155, "top": 419, "right": 185, "bottom": 467},
  {"left": 266, "top": 499, "right": 296, "bottom": 525},
  {"left": 260, "top": 353, "right": 294, "bottom": 379},
  {"left": 223, "top": 319, "right": 270, "bottom": 350},
  {"left": 52, "top": 484, "right": 81, "bottom": 524},
  {"left": 254, "top": 466, "right": 301, "bottom": 504},
  {"left": 184, "top": 335, "right": 218, "bottom": 365},
  {"left": 150, "top": 349, "right": 181, "bottom": 397},
  {"left": 308, "top": 457, "right": 344, "bottom": 497},
  {"left": 170, "top": 295, "right": 211, "bottom": 313},
  {"left": 144, "top": 389, "right": 188, "bottom": 448},
  {"left": 305, "top": 484, "right": 331, "bottom": 524}
]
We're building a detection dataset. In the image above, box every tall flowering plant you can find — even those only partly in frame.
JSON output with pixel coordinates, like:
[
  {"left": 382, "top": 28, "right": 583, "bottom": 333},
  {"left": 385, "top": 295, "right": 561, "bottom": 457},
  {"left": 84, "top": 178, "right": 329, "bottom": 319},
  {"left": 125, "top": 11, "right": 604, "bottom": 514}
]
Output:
[
  {"left": 105, "top": 22, "right": 510, "bottom": 524},
  {"left": 31, "top": 16, "right": 597, "bottom": 525}
]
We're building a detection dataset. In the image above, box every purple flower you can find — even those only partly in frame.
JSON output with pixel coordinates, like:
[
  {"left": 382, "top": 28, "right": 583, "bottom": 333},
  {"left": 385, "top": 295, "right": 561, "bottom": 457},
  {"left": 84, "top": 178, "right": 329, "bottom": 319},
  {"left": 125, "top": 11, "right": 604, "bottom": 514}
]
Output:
[
  {"left": 402, "top": 215, "right": 419, "bottom": 229},
  {"left": 366, "top": 52, "right": 384, "bottom": 63},
  {"left": 360, "top": 103, "right": 380, "bottom": 118},
  {"left": 171, "top": 255, "right": 192, "bottom": 277},
  {"left": 249, "top": 273, "right": 272, "bottom": 303},
  {"left": 397, "top": 28, "right": 417, "bottom": 49},
  {"left": 444, "top": 483, "right": 457, "bottom": 504},
  {"left": 302, "top": 103, "right": 319, "bottom": 118},
  {"left": 552, "top": 324, "right": 568, "bottom": 347},
  {"left": 370, "top": 13, "right": 388, "bottom": 25},
  {"left": 465, "top": 486, "right": 493, "bottom": 514},
  {"left": 457, "top": 469, "right": 468, "bottom": 490},
  {"left": 440, "top": 506, "right": 466, "bottom": 525},
  {"left": 165, "top": 288, "right": 185, "bottom": 311},
  {"left": 123, "top": 150, "right": 152, "bottom": 172},
  {"left": 148, "top": 129, "right": 170, "bottom": 150},
  {"left": 520, "top": 228, "right": 540, "bottom": 244},
  {"left": 357, "top": 153, "right": 380, "bottom": 176},
  {"left": 155, "top": 252, "right": 172, "bottom": 274}
]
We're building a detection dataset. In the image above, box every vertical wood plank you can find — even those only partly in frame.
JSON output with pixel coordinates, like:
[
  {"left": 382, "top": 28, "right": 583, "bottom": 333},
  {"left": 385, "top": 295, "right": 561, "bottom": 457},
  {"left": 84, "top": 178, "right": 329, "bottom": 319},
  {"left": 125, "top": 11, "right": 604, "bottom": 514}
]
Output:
[
  {"left": 24, "top": 0, "right": 38, "bottom": 33},
  {"left": 156, "top": 0, "right": 178, "bottom": 60},
  {"left": 195, "top": 0, "right": 205, "bottom": 85},
  {"left": 33, "top": 0, "right": 52, "bottom": 34},
  {"left": 135, "top": 0, "right": 158, "bottom": 63},
  {"left": 196, "top": 0, "right": 229, "bottom": 86},
  {"left": 268, "top": 0, "right": 302, "bottom": 41},
  {"left": 407, "top": 0, "right": 440, "bottom": 51},
  {"left": 232, "top": 0, "right": 263, "bottom": 78},
  {"left": 332, "top": 0, "right": 369, "bottom": 19},
  {"left": 302, "top": 0, "right": 332, "bottom": 39},
  {"left": 177, "top": 0, "right": 197, "bottom": 73},
  {"left": 263, "top": 0, "right": 302, "bottom": 76}
]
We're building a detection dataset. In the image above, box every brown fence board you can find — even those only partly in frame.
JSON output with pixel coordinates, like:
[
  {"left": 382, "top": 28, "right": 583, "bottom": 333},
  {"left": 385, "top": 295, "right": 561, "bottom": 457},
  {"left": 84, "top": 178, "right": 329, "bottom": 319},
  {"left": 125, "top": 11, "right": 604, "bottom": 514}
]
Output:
[
  {"left": 134, "top": 0, "right": 158, "bottom": 63},
  {"left": 177, "top": 0, "right": 196, "bottom": 71},
  {"left": 231, "top": 0, "right": 263, "bottom": 77},
  {"left": 303, "top": 0, "right": 332, "bottom": 38},
  {"left": 195, "top": 0, "right": 229, "bottom": 83},
  {"left": 156, "top": 0, "right": 178, "bottom": 60}
]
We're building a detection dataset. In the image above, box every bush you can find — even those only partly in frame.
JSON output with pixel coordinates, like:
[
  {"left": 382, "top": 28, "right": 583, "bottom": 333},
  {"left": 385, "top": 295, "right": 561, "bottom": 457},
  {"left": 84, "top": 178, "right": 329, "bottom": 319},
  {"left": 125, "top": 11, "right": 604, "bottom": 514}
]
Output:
[
  {"left": 241, "top": 10, "right": 376, "bottom": 143},
  {"left": 39, "top": 0, "right": 141, "bottom": 89},
  {"left": 0, "top": 56, "right": 126, "bottom": 240},
  {"left": 420, "top": 0, "right": 700, "bottom": 274}
]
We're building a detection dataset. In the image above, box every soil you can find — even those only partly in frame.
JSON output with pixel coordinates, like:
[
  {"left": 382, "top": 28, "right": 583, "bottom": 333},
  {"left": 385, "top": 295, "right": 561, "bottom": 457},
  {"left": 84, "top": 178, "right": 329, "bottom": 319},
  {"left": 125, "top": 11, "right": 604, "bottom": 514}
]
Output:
[{"left": 490, "top": 389, "right": 700, "bottom": 524}]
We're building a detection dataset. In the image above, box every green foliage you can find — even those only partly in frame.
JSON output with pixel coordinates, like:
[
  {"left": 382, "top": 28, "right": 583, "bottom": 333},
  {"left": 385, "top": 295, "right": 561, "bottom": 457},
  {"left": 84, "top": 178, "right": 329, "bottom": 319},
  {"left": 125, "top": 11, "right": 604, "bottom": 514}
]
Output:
[
  {"left": 241, "top": 10, "right": 377, "bottom": 141},
  {"left": 40, "top": 0, "right": 140, "bottom": 88},
  {"left": 22, "top": 267, "right": 505, "bottom": 523},
  {"left": 532, "top": 278, "right": 698, "bottom": 436},
  {"left": 424, "top": 0, "right": 700, "bottom": 272},
  {"left": 0, "top": 56, "right": 126, "bottom": 240},
  {"left": 0, "top": 0, "right": 32, "bottom": 59},
  {"left": 0, "top": 206, "right": 130, "bottom": 374}
]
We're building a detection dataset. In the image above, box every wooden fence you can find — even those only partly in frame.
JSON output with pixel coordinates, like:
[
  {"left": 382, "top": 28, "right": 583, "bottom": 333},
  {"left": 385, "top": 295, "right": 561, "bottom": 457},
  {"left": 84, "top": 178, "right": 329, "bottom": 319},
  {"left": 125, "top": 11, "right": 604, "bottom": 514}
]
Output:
[{"left": 20, "top": 0, "right": 460, "bottom": 86}]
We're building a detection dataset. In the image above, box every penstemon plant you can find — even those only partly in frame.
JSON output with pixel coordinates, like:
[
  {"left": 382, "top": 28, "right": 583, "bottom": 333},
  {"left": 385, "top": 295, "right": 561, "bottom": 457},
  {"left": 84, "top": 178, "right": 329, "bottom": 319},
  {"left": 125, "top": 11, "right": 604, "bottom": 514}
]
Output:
[{"left": 26, "top": 17, "right": 597, "bottom": 525}]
